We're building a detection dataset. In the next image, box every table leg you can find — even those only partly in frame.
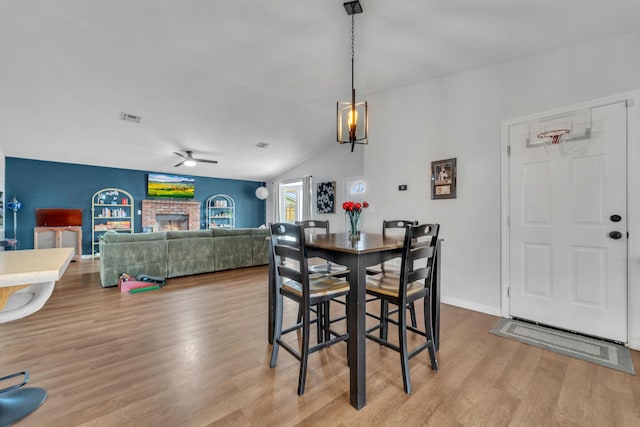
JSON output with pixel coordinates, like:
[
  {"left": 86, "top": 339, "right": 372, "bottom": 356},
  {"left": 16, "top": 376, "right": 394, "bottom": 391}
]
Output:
[
  {"left": 432, "top": 240, "right": 442, "bottom": 352},
  {"left": 268, "top": 239, "right": 275, "bottom": 345},
  {"left": 346, "top": 256, "right": 367, "bottom": 409}
]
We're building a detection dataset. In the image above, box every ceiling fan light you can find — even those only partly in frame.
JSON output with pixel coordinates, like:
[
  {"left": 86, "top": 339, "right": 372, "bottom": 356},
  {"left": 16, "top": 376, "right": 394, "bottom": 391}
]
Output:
[{"left": 184, "top": 159, "right": 196, "bottom": 167}]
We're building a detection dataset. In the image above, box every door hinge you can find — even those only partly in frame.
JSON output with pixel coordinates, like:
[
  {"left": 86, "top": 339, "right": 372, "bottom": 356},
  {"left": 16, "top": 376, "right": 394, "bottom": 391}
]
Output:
[
  {"left": 507, "top": 287, "right": 510, "bottom": 297},
  {"left": 507, "top": 216, "right": 510, "bottom": 227},
  {"left": 507, "top": 145, "right": 511, "bottom": 156}
]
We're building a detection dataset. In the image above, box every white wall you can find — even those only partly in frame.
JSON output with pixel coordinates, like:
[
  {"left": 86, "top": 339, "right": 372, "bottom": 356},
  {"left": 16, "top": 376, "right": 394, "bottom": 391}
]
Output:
[
  {"left": 267, "top": 30, "right": 640, "bottom": 344},
  {"left": 267, "top": 142, "right": 364, "bottom": 232},
  {"left": 365, "top": 31, "right": 640, "bottom": 316}
]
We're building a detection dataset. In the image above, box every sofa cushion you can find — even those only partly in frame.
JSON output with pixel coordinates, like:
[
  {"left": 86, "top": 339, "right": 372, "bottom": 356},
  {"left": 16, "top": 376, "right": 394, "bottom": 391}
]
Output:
[
  {"left": 167, "top": 237, "right": 216, "bottom": 278},
  {"left": 212, "top": 228, "right": 252, "bottom": 237},
  {"left": 104, "top": 231, "right": 167, "bottom": 243},
  {"left": 251, "top": 232, "right": 269, "bottom": 265},
  {"left": 100, "top": 240, "right": 168, "bottom": 286},
  {"left": 250, "top": 228, "right": 269, "bottom": 236},
  {"left": 214, "top": 235, "right": 253, "bottom": 270},
  {"left": 166, "top": 230, "right": 213, "bottom": 239}
]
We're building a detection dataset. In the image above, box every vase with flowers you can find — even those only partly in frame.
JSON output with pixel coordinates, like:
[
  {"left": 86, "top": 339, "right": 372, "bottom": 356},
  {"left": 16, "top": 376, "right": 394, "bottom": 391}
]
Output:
[{"left": 343, "top": 200, "right": 369, "bottom": 239}]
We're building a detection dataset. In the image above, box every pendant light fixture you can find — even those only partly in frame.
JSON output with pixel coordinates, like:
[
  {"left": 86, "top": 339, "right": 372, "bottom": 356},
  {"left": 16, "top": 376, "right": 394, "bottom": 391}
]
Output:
[{"left": 337, "top": 0, "right": 368, "bottom": 152}]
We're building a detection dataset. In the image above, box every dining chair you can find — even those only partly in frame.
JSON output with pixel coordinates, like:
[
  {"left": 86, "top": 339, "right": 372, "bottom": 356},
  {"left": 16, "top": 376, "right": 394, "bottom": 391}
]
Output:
[
  {"left": 295, "top": 220, "right": 348, "bottom": 277},
  {"left": 295, "top": 220, "right": 349, "bottom": 338},
  {"left": 365, "top": 223, "right": 440, "bottom": 394},
  {"left": 269, "top": 223, "right": 350, "bottom": 395},
  {"left": 366, "top": 220, "right": 419, "bottom": 329},
  {"left": 366, "top": 220, "right": 418, "bottom": 276}
]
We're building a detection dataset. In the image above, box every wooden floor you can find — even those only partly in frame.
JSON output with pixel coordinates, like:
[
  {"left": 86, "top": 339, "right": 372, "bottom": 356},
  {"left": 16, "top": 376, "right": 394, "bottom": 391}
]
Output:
[{"left": 2, "top": 260, "right": 640, "bottom": 426}]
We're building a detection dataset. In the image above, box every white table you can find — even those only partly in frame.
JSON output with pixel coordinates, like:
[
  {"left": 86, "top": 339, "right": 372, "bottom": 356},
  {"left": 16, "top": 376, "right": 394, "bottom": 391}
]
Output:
[
  {"left": 0, "top": 247, "right": 73, "bottom": 286},
  {"left": 0, "top": 248, "right": 74, "bottom": 426}
]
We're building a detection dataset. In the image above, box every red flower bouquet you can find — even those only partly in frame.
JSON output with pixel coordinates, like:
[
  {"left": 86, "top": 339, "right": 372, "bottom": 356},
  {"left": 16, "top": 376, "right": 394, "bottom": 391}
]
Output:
[{"left": 343, "top": 200, "right": 369, "bottom": 238}]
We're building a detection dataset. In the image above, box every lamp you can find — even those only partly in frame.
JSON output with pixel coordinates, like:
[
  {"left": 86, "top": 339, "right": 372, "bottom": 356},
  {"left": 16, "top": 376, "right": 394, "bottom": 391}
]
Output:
[
  {"left": 7, "top": 195, "right": 21, "bottom": 240},
  {"left": 255, "top": 187, "right": 269, "bottom": 200},
  {"left": 337, "top": 0, "right": 368, "bottom": 152}
]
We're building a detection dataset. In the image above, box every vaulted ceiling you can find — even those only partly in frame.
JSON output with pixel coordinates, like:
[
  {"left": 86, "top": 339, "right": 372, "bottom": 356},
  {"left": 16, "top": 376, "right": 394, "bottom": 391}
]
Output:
[{"left": 2, "top": 1, "right": 639, "bottom": 181}]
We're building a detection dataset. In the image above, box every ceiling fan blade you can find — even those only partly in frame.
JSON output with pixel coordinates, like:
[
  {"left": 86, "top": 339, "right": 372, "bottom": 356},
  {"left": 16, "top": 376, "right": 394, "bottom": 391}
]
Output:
[
  {"left": 173, "top": 160, "right": 185, "bottom": 167},
  {"left": 173, "top": 152, "right": 187, "bottom": 159},
  {"left": 195, "top": 159, "right": 218, "bottom": 164}
]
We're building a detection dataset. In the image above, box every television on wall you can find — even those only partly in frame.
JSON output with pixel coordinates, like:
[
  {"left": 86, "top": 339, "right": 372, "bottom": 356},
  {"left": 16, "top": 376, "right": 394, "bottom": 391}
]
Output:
[{"left": 147, "top": 173, "right": 195, "bottom": 199}]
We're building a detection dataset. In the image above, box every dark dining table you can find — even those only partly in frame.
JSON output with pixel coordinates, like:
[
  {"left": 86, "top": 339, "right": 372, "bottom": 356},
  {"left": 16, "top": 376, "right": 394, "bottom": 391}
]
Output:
[{"left": 267, "top": 232, "right": 442, "bottom": 410}]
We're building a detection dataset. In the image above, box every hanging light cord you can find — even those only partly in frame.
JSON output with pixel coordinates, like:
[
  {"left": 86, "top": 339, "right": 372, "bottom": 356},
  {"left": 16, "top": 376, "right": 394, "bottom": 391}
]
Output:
[
  {"left": 350, "top": 13, "right": 357, "bottom": 151},
  {"left": 351, "top": 14, "right": 355, "bottom": 91}
]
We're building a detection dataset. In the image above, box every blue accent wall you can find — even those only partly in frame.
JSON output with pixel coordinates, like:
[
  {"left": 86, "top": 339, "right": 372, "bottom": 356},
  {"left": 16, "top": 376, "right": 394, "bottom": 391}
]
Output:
[{"left": 5, "top": 158, "right": 266, "bottom": 255}]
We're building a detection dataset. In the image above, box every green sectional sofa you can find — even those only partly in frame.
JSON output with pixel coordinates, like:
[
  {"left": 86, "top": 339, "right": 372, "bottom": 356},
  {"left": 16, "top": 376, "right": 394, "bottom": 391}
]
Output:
[{"left": 99, "top": 228, "right": 269, "bottom": 287}]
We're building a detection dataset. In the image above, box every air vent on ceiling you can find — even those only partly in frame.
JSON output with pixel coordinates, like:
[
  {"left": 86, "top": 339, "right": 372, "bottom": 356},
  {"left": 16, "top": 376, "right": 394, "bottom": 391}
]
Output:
[
  {"left": 120, "top": 112, "right": 141, "bottom": 123},
  {"left": 256, "top": 142, "right": 269, "bottom": 148}
]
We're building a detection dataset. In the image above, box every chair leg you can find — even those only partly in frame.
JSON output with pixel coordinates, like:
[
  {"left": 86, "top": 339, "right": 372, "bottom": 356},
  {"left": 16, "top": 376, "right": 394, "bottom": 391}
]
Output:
[
  {"left": 324, "top": 301, "right": 331, "bottom": 342},
  {"left": 423, "top": 295, "right": 438, "bottom": 371},
  {"left": 316, "top": 302, "right": 324, "bottom": 344},
  {"left": 408, "top": 302, "right": 417, "bottom": 328},
  {"left": 297, "top": 303, "right": 303, "bottom": 324},
  {"left": 298, "top": 311, "right": 311, "bottom": 396},
  {"left": 379, "top": 300, "right": 389, "bottom": 342},
  {"left": 398, "top": 303, "right": 412, "bottom": 395},
  {"left": 270, "top": 293, "right": 283, "bottom": 368}
]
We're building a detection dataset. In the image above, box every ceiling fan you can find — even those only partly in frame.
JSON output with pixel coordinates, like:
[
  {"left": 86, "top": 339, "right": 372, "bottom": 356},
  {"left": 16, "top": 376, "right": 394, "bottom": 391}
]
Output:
[{"left": 173, "top": 150, "right": 218, "bottom": 167}]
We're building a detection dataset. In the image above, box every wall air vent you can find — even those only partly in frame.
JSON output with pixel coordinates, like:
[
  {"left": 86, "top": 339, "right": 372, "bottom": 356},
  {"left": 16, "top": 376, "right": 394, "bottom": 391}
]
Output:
[
  {"left": 256, "top": 142, "right": 269, "bottom": 148},
  {"left": 120, "top": 112, "right": 141, "bottom": 123}
]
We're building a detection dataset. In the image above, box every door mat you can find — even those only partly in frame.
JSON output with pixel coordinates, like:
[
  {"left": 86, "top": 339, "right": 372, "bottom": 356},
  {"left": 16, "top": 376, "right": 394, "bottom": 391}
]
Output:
[{"left": 490, "top": 318, "right": 634, "bottom": 375}]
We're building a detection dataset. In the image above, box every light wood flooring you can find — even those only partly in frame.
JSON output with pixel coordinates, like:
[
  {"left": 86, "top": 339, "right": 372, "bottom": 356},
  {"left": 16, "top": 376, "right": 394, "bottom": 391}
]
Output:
[{"left": 1, "top": 260, "right": 640, "bottom": 426}]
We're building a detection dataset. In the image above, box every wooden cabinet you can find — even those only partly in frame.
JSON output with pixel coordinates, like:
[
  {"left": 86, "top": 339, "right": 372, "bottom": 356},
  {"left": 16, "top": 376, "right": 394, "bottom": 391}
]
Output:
[
  {"left": 91, "top": 188, "right": 134, "bottom": 257},
  {"left": 205, "top": 194, "right": 235, "bottom": 229},
  {"left": 34, "top": 226, "right": 82, "bottom": 261}
]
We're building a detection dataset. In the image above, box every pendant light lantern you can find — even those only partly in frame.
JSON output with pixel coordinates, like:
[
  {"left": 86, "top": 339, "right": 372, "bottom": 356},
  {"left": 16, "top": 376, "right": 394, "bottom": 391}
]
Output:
[{"left": 337, "top": 0, "right": 368, "bottom": 152}]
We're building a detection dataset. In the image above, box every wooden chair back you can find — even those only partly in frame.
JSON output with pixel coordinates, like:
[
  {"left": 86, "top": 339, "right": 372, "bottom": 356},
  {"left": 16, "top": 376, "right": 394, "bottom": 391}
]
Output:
[
  {"left": 270, "top": 223, "right": 310, "bottom": 301},
  {"left": 382, "top": 220, "right": 418, "bottom": 239},
  {"left": 295, "top": 220, "right": 330, "bottom": 238},
  {"left": 398, "top": 223, "right": 440, "bottom": 298}
]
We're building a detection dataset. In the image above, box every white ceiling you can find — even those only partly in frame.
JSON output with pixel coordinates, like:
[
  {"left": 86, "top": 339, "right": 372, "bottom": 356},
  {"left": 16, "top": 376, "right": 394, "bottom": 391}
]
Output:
[{"left": 1, "top": 0, "right": 639, "bottom": 181}]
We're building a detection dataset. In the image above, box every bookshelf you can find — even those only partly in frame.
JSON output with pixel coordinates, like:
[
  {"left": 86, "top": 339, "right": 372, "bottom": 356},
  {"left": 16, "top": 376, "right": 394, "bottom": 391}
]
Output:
[
  {"left": 91, "top": 188, "right": 134, "bottom": 257},
  {"left": 205, "top": 194, "right": 235, "bottom": 228}
]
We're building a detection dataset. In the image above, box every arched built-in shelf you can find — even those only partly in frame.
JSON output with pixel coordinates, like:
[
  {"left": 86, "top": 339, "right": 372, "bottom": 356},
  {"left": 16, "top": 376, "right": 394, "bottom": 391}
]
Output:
[{"left": 205, "top": 194, "right": 235, "bottom": 229}]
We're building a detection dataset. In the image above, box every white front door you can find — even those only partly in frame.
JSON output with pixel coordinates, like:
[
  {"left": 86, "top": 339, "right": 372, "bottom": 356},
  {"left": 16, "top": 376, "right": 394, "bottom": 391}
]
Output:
[{"left": 508, "top": 102, "right": 628, "bottom": 342}]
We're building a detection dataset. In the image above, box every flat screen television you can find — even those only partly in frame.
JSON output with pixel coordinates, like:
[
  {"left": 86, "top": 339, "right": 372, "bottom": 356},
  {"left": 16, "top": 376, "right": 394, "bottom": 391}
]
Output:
[{"left": 147, "top": 173, "right": 195, "bottom": 199}]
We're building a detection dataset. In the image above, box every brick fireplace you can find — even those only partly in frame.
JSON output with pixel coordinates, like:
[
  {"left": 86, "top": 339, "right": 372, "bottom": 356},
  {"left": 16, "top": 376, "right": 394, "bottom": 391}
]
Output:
[{"left": 142, "top": 200, "right": 200, "bottom": 231}]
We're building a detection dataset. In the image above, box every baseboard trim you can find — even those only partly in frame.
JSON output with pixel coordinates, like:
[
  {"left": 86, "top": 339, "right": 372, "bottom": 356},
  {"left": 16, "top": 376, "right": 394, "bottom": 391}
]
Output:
[
  {"left": 627, "top": 337, "right": 640, "bottom": 351},
  {"left": 441, "top": 296, "right": 501, "bottom": 317}
]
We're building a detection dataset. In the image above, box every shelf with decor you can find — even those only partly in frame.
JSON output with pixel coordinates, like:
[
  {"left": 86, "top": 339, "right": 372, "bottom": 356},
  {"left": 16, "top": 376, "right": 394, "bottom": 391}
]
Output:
[
  {"left": 91, "top": 188, "right": 134, "bottom": 257},
  {"left": 205, "top": 194, "right": 235, "bottom": 229}
]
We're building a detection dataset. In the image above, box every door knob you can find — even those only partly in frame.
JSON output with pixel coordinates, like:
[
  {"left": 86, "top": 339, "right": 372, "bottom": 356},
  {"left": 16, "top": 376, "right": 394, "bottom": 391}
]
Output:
[
  {"left": 609, "top": 231, "right": 623, "bottom": 240},
  {"left": 610, "top": 214, "right": 622, "bottom": 222}
]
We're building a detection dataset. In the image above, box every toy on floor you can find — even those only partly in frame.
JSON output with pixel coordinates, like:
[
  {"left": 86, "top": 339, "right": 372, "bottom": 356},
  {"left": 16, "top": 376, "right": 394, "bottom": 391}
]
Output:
[
  {"left": 118, "top": 273, "right": 166, "bottom": 293},
  {"left": 129, "top": 285, "right": 162, "bottom": 294},
  {"left": 136, "top": 274, "right": 166, "bottom": 286}
]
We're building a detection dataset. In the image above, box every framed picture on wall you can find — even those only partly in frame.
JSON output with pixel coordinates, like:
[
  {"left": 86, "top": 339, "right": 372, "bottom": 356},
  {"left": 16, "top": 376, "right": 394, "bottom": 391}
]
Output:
[
  {"left": 431, "top": 158, "right": 457, "bottom": 199},
  {"left": 316, "top": 181, "right": 336, "bottom": 213}
]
